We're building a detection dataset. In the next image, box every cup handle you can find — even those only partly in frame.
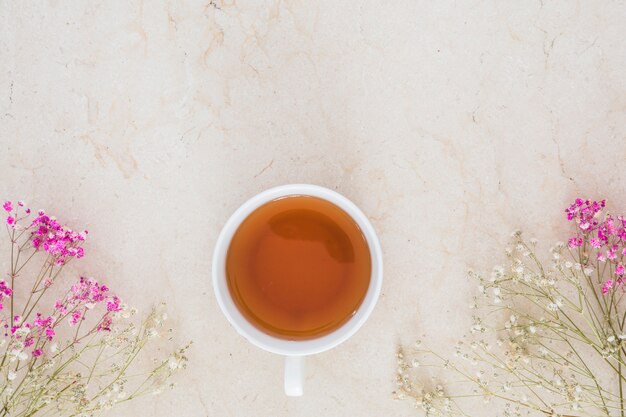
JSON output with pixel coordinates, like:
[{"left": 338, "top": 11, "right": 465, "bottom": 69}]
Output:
[{"left": 284, "top": 355, "right": 304, "bottom": 396}]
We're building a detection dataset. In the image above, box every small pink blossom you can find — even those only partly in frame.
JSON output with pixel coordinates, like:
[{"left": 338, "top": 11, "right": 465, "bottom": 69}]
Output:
[
  {"left": 602, "top": 280, "right": 614, "bottom": 294},
  {"left": 616, "top": 264, "right": 625, "bottom": 276},
  {"left": 0, "top": 280, "right": 12, "bottom": 310},
  {"left": 29, "top": 212, "right": 87, "bottom": 264},
  {"left": 568, "top": 237, "right": 583, "bottom": 248},
  {"left": 54, "top": 300, "right": 67, "bottom": 315},
  {"left": 6, "top": 216, "right": 14, "bottom": 226},
  {"left": 590, "top": 238, "right": 602, "bottom": 249},
  {"left": 106, "top": 296, "right": 122, "bottom": 312},
  {"left": 2, "top": 201, "right": 12, "bottom": 212},
  {"left": 32, "top": 349, "right": 43, "bottom": 357},
  {"left": 597, "top": 252, "right": 607, "bottom": 262},
  {"left": 98, "top": 315, "right": 113, "bottom": 332},
  {"left": 565, "top": 198, "right": 606, "bottom": 230},
  {"left": 45, "top": 328, "right": 55, "bottom": 340},
  {"left": 70, "top": 310, "right": 83, "bottom": 326}
]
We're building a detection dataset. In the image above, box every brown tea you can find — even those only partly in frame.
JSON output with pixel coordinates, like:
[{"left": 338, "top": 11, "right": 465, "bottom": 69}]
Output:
[{"left": 226, "top": 195, "right": 371, "bottom": 340}]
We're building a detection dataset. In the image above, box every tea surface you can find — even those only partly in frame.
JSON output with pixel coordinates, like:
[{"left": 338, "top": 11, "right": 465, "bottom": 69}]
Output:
[{"left": 226, "top": 195, "right": 371, "bottom": 340}]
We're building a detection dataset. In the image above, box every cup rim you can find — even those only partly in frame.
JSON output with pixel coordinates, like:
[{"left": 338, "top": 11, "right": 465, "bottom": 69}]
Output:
[{"left": 212, "top": 184, "right": 383, "bottom": 356}]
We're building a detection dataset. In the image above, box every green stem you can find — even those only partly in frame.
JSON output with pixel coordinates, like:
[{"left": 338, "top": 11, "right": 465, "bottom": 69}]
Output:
[{"left": 617, "top": 351, "right": 624, "bottom": 417}]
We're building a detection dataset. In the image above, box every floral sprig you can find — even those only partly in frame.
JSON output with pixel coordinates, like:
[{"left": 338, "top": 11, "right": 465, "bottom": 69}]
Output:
[
  {"left": 565, "top": 198, "right": 626, "bottom": 294},
  {"left": 397, "top": 198, "right": 626, "bottom": 417},
  {"left": 0, "top": 200, "right": 188, "bottom": 417},
  {"left": 4, "top": 200, "right": 87, "bottom": 265}
]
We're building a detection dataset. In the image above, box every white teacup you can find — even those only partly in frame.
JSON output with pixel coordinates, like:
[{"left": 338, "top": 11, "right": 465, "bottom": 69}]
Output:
[{"left": 212, "top": 184, "right": 383, "bottom": 396}]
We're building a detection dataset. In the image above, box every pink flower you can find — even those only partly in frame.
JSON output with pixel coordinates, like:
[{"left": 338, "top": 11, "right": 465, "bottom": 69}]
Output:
[
  {"left": 70, "top": 310, "right": 83, "bottom": 326},
  {"left": 45, "top": 328, "right": 55, "bottom": 340},
  {"left": 24, "top": 337, "right": 34, "bottom": 347},
  {"left": 2, "top": 201, "right": 12, "bottom": 212},
  {"left": 616, "top": 264, "right": 625, "bottom": 276},
  {"left": 29, "top": 212, "right": 87, "bottom": 264},
  {"left": 54, "top": 300, "right": 67, "bottom": 315},
  {"left": 598, "top": 252, "right": 607, "bottom": 262},
  {"left": 590, "top": 238, "right": 602, "bottom": 249},
  {"left": 0, "top": 281, "right": 12, "bottom": 310},
  {"left": 31, "top": 313, "right": 56, "bottom": 342},
  {"left": 32, "top": 349, "right": 43, "bottom": 357},
  {"left": 106, "top": 296, "right": 122, "bottom": 312},
  {"left": 565, "top": 198, "right": 606, "bottom": 233},
  {"left": 98, "top": 315, "right": 113, "bottom": 332},
  {"left": 602, "top": 280, "right": 614, "bottom": 294},
  {"left": 6, "top": 216, "right": 14, "bottom": 226},
  {"left": 568, "top": 237, "right": 583, "bottom": 248}
]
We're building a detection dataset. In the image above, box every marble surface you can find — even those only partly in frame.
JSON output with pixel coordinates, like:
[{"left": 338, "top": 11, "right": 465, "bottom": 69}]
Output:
[{"left": 1, "top": 0, "right": 626, "bottom": 416}]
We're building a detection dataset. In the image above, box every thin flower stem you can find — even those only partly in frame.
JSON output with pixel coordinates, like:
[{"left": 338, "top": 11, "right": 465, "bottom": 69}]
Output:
[{"left": 618, "top": 351, "right": 624, "bottom": 417}]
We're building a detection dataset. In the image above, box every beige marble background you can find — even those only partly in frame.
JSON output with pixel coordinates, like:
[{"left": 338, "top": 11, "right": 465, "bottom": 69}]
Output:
[{"left": 1, "top": 0, "right": 625, "bottom": 416}]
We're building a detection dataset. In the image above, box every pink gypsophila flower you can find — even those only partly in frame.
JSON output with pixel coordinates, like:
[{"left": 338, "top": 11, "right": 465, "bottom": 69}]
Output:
[
  {"left": 568, "top": 237, "right": 582, "bottom": 248},
  {"left": 0, "top": 281, "right": 12, "bottom": 310},
  {"left": 106, "top": 295, "right": 122, "bottom": 312},
  {"left": 565, "top": 198, "right": 605, "bottom": 231},
  {"left": 70, "top": 310, "right": 83, "bottom": 326},
  {"left": 2, "top": 201, "right": 12, "bottom": 212},
  {"left": 602, "top": 280, "right": 614, "bottom": 294},
  {"left": 30, "top": 212, "right": 87, "bottom": 264},
  {"left": 98, "top": 315, "right": 113, "bottom": 332}
]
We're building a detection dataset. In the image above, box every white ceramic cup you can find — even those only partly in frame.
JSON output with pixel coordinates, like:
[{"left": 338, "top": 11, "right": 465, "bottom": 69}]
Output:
[{"left": 212, "top": 184, "right": 383, "bottom": 396}]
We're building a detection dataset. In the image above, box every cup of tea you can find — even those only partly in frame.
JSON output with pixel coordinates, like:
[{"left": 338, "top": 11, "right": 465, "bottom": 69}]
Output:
[{"left": 212, "top": 184, "right": 383, "bottom": 396}]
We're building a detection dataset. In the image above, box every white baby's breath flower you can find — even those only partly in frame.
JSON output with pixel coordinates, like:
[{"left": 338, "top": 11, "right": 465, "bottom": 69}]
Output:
[{"left": 7, "top": 371, "right": 16, "bottom": 381}]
